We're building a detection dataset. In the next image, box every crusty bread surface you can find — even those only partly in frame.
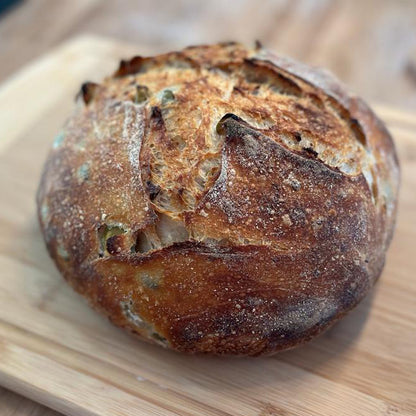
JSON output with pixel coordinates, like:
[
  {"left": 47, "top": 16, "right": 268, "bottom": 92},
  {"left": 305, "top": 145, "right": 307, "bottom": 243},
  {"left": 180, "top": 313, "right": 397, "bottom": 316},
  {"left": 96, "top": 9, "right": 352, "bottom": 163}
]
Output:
[{"left": 37, "top": 42, "right": 399, "bottom": 355}]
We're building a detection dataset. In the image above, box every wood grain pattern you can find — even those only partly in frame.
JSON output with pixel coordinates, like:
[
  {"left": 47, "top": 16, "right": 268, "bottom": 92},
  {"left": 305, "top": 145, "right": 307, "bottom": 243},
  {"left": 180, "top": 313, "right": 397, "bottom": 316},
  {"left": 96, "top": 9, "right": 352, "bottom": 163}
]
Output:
[
  {"left": 0, "top": 386, "right": 60, "bottom": 416},
  {"left": 0, "top": 36, "right": 415, "bottom": 416}
]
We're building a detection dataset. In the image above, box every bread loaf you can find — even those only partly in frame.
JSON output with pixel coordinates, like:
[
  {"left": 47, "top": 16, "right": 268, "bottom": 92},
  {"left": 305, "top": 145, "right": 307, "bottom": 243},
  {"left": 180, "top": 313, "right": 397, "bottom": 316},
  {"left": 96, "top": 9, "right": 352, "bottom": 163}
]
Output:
[{"left": 37, "top": 42, "right": 399, "bottom": 356}]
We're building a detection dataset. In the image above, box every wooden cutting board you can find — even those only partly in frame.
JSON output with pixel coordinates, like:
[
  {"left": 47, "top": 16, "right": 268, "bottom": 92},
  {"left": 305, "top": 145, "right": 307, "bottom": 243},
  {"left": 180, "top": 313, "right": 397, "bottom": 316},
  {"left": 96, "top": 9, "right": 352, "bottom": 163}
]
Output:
[{"left": 0, "top": 35, "right": 415, "bottom": 416}]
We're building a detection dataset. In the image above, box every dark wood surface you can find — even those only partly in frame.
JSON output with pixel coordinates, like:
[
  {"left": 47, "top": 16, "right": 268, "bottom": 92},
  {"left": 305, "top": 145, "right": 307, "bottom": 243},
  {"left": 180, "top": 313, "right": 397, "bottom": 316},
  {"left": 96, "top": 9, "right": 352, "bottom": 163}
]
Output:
[{"left": 0, "top": 1, "right": 415, "bottom": 414}]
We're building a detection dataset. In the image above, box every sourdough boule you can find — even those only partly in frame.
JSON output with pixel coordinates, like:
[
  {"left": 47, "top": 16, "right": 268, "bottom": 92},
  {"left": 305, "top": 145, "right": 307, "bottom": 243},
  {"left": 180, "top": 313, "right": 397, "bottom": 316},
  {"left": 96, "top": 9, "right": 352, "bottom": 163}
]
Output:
[{"left": 37, "top": 42, "right": 399, "bottom": 356}]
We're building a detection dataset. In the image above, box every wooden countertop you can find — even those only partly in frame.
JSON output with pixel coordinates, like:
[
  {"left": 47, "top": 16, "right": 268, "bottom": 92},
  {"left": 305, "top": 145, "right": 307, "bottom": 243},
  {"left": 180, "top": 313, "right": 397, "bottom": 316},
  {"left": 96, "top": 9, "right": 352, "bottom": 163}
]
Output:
[
  {"left": 1, "top": 0, "right": 416, "bottom": 111},
  {"left": 0, "top": 1, "right": 415, "bottom": 415}
]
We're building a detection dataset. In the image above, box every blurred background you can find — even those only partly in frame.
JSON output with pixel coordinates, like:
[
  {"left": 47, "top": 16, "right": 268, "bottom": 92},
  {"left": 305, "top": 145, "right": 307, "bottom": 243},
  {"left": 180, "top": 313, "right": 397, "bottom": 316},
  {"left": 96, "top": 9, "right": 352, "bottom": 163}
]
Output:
[{"left": 1, "top": 0, "right": 416, "bottom": 111}]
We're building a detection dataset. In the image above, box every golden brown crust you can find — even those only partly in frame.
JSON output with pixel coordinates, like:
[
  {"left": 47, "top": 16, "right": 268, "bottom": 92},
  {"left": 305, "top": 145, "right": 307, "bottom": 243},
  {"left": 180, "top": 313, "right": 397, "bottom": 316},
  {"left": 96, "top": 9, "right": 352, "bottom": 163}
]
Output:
[{"left": 37, "top": 42, "right": 399, "bottom": 356}]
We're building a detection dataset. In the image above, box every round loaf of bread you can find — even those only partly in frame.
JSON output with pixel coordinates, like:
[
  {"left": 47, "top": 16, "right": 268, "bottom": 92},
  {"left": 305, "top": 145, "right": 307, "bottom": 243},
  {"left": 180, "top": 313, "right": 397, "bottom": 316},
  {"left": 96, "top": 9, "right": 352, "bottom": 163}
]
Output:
[{"left": 37, "top": 42, "right": 399, "bottom": 356}]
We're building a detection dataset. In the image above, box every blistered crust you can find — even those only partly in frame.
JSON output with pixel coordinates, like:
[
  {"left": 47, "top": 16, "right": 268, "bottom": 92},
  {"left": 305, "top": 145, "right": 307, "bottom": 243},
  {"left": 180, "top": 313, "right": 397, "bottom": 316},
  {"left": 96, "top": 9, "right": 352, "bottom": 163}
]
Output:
[{"left": 37, "top": 43, "right": 399, "bottom": 355}]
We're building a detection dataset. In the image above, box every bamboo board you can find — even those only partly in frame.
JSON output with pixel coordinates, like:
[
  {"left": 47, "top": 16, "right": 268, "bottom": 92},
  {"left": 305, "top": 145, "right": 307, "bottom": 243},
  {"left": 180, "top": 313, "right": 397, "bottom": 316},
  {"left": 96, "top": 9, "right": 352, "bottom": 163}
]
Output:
[{"left": 0, "top": 36, "right": 415, "bottom": 416}]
